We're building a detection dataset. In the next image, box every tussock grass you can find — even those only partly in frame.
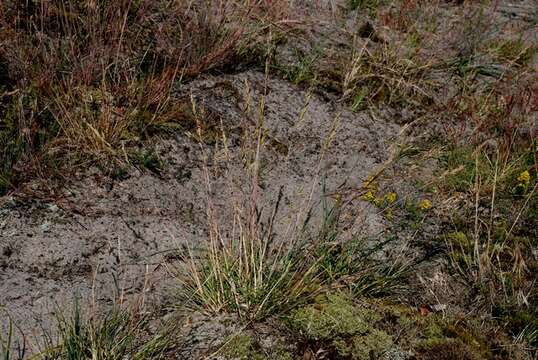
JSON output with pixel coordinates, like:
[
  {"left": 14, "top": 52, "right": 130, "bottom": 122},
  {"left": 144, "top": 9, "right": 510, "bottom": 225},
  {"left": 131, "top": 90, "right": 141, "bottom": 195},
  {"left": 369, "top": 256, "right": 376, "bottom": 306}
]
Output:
[
  {"left": 343, "top": 40, "right": 436, "bottom": 111},
  {"left": 175, "top": 188, "right": 324, "bottom": 320},
  {"left": 1, "top": 301, "right": 170, "bottom": 360},
  {"left": 174, "top": 188, "right": 408, "bottom": 321},
  {"left": 2, "top": 0, "right": 537, "bottom": 356},
  {"left": 0, "top": 0, "right": 289, "bottom": 193}
]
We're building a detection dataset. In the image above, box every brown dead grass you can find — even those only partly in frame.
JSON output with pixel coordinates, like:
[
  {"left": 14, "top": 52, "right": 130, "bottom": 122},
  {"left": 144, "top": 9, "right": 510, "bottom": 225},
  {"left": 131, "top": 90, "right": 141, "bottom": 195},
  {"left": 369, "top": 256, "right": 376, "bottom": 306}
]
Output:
[{"left": 0, "top": 0, "right": 289, "bottom": 192}]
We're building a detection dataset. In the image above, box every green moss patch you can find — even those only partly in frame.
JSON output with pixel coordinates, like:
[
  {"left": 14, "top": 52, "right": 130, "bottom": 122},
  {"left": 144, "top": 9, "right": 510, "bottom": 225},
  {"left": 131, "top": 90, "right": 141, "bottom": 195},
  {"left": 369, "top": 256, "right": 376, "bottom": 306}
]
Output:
[
  {"left": 288, "top": 293, "right": 394, "bottom": 359},
  {"left": 219, "top": 333, "right": 293, "bottom": 360}
]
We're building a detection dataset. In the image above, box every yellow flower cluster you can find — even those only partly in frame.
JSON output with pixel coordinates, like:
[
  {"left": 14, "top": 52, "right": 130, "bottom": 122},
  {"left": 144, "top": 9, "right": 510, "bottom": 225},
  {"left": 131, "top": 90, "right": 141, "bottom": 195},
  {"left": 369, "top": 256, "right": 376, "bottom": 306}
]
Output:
[
  {"left": 385, "top": 192, "right": 397, "bottom": 204},
  {"left": 517, "top": 170, "right": 530, "bottom": 184},
  {"left": 419, "top": 199, "right": 432, "bottom": 211},
  {"left": 361, "top": 175, "right": 380, "bottom": 205},
  {"left": 514, "top": 170, "right": 531, "bottom": 194},
  {"left": 362, "top": 190, "right": 377, "bottom": 203},
  {"left": 360, "top": 176, "right": 402, "bottom": 221}
]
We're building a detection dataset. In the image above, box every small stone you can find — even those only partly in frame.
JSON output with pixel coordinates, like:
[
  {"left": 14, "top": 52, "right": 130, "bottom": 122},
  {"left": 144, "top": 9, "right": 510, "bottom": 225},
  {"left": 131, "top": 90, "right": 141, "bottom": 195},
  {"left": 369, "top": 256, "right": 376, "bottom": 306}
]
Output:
[
  {"left": 40, "top": 221, "right": 51, "bottom": 233},
  {"left": 431, "top": 304, "right": 448, "bottom": 312}
]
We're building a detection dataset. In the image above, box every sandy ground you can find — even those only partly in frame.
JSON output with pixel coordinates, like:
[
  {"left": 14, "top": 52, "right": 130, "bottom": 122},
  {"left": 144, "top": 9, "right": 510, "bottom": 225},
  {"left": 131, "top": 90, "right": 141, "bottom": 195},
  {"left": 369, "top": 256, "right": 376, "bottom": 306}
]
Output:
[
  {"left": 0, "top": 70, "right": 400, "bottom": 347},
  {"left": 2, "top": 0, "right": 535, "bottom": 356}
]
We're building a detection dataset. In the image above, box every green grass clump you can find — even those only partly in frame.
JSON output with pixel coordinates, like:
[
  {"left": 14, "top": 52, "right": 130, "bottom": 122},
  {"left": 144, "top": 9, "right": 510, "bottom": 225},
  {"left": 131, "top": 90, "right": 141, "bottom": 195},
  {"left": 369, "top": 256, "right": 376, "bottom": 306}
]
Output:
[
  {"left": 0, "top": 0, "right": 285, "bottom": 192},
  {"left": 176, "top": 193, "right": 408, "bottom": 321},
  {"left": 1, "top": 302, "right": 170, "bottom": 360},
  {"left": 53, "top": 307, "right": 136, "bottom": 360},
  {"left": 276, "top": 49, "right": 320, "bottom": 86},
  {"left": 489, "top": 39, "right": 538, "bottom": 67}
]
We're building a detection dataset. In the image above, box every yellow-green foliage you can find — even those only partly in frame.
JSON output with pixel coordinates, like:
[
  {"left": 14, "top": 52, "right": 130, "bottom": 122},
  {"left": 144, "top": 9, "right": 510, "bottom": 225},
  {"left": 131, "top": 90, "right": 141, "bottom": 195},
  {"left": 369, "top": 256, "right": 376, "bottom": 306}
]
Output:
[
  {"left": 219, "top": 333, "right": 293, "bottom": 360},
  {"left": 375, "top": 301, "right": 491, "bottom": 359},
  {"left": 447, "top": 231, "right": 470, "bottom": 249},
  {"left": 289, "top": 293, "right": 393, "bottom": 359},
  {"left": 336, "top": 329, "right": 393, "bottom": 360},
  {"left": 220, "top": 334, "right": 254, "bottom": 359},
  {"left": 415, "top": 338, "right": 482, "bottom": 360},
  {"left": 289, "top": 293, "right": 380, "bottom": 339}
]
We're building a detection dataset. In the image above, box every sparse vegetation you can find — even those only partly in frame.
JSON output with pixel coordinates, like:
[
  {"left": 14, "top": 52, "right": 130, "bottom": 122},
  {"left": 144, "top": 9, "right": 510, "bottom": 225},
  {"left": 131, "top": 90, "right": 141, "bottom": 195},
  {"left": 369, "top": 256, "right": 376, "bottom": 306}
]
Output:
[
  {"left": 0, "top": 0, "right": 287, "bottom": 194},
  {"left": 1, "top": 302, "right": 170, "bottom": 360},
  {"left": 1, "top": 0, "right": 537, "bottom": 359},
  {"left": 348, "top": 0, "right": 383, "bottom": 15},
  {"left": 174, "top": 191, "right": 407, "bottom": 321}
]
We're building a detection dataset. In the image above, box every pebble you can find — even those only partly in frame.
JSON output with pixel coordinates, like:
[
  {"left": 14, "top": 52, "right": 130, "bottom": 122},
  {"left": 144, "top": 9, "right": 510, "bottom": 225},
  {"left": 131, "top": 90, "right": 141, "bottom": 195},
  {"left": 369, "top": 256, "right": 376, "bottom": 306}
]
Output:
[{"left": 40, "top": 221, "right": 52, "bottom": 233}]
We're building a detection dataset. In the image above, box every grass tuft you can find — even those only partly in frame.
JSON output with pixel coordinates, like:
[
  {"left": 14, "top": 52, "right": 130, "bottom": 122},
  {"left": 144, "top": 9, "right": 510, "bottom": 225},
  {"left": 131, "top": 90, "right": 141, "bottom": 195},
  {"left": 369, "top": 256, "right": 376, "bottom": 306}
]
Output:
[
  {"left": 1, "top": 300, "right": 170, "bottom": 360},
  {"left": 0, "top": 0, "right": 288, "bottom": 191},
  {"left": 174, "top": 188, "right": 408, "bottom": 321}
]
